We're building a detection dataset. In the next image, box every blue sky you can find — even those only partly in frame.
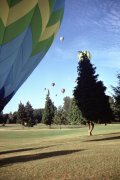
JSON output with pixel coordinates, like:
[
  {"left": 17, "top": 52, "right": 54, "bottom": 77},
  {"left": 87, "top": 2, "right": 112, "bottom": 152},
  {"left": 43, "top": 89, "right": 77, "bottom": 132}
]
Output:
[{"left": 4, "top": 0, "right": 120, "bottom": 113}]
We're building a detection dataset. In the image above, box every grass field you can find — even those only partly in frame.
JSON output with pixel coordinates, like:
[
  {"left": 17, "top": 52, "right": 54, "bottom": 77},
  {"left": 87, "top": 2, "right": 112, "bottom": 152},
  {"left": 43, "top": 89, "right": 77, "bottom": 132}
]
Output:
[{"left": 0, "top": 124, "right": 120, "bottom": 180}]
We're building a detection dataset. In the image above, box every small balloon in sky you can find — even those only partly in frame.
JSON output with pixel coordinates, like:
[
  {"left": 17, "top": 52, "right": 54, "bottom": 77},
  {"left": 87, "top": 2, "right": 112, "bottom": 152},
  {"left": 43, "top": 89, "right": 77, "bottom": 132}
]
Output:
[
  {"left": 61, "top": 88, "right": 65, "bottom": 93},
  {"left": 60, "top": 36, "right": 64, "bottom": 42},
  {"left": 51, "top": 82, "right": 55, "bottom": 87}
]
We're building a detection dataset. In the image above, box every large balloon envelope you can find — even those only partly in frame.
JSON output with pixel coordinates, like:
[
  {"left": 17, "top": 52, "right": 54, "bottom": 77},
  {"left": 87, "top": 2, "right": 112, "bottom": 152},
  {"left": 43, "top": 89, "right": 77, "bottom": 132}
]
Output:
[{"left": 0, "top": 0, "right": 65, "bottom": 112}]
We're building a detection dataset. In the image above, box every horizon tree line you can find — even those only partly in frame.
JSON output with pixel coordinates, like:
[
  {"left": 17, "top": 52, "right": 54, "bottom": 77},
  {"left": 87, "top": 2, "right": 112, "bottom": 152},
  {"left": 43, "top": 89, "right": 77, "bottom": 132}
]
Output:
[{"left": 0, "top": 51, "right": 120, "bottom": 130}]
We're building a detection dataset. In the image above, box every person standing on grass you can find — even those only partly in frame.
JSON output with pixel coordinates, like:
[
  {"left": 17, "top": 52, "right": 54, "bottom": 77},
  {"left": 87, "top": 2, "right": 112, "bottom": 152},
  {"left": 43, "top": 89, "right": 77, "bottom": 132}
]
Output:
[{"left": 88, "top": 121, "right": 94, "bottom": 136}]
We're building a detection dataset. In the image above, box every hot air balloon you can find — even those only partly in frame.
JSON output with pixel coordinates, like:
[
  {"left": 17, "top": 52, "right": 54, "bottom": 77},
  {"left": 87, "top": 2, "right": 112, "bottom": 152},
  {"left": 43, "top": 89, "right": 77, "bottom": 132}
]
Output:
[
  {"left": 51, "top": 82, "right": 55, "bottom": 87},
  {"left": 61, "top": 88, "right": 65, "bottom": 93},
  {"left": 78, "top": 51, "right": 92, "bottom": 61},
  {"left": 0, "top": 0, "right": 65, "bottom": 112},
  {"left": 60, "top": 36, "right": 64, "bottom": 42}
]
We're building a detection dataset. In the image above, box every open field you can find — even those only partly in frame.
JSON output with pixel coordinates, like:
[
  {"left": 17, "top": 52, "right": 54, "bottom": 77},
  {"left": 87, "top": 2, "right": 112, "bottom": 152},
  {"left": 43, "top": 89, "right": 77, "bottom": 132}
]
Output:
[{"left": 0, "top": 124, "right": 120, "bottom": 180}]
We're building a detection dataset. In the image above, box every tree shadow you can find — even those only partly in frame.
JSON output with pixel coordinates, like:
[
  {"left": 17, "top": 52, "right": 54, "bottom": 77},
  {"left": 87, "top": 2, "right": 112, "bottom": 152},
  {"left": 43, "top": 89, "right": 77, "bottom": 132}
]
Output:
[
  {"left": 85, "top": 135, "right": 120, "bottom": 142},
  {"left": 107, "top": 132, "right": 120, "bottom": 135},
  {"left": 0, "top": 145, "right": 56, "bottom": 155},
  {"left": 0, "top": 149, "right": 85, "bottom": 167}
]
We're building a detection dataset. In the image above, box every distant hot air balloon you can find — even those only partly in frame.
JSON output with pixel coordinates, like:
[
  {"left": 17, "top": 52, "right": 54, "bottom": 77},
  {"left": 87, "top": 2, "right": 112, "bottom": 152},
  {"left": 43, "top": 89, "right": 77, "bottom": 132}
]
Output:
[
  {"left": 0, "top": 0, "right": 65, "bottom": 112},
  {"left": 60, "top": 36, "right": 64, "bottom": 42},
  {"left": 78, "top": 51, "right": 92, "bottom": 61},
  {"left": 51, "top": 82, "right": 55, "bottom": 87},
  {"left": 61, "top": 88, "right": 65, "bottom": 93}
]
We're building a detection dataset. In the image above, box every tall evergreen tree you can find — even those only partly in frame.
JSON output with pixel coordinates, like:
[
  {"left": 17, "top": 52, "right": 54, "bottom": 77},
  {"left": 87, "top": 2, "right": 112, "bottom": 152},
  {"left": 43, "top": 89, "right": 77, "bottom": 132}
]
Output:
[
  {"left": 7, "top": 112, "right": 13, "bottom": 124},
  {"left": 17, "top": 102, "right": 26, "bottom": 125},
  {"left": 0, "top": 113, "right": 8, "bottom": 126},
  {"left": 12, "top": 111, "right": 18, "bottom": 124},
  {"left": 67, "top": 98, "right": 85, "bottom": 125},
  {"left": 63, "top": 96, "right": 72, "bottom": 112},
  {"left": 53, "top": 106, "right": 67, "bottom": 128},
  {"left": 25, "top": 101, "right": 34, "bottom": 127},
  {"left": 33, "top": 109, "right": 43, "bottom": 124},
  {"left": 73, "top": 51, "right": 113, "bottom": 135},
  {"left": 112, "top": 73, "right": 120, "bottom": 121},
  {"left": 42, "top": 90, "right": 56, "bottom": 128}
]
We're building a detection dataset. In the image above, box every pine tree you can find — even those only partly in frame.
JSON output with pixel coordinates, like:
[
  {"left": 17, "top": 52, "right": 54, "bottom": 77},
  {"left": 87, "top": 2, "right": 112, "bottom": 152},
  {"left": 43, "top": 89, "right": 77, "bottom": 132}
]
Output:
[
  {"left": 25, "top": 101, "right": 34, "bottom": 127},
  {"left": 112, "top": 73, "right": 120, "bottom": 121},
  {"left": 73, "top": 51, "right": 113, "bottom": 135},
  {"left": 63, "top": 96, "right": 72, "bottom": 112},
  {"left": 12, "top": 111, "right": 18, "bottom": 124},
  {"left": 42, "top": 90, "right": 56, "bottom": 128},
  {"left": 53, "top": 106, "right": 67, "bottom": 128},
  {"left": 67, "top": 98, "right": 85, "bottom": 125},
  {"left": 0, "top": 113, "right": 8, "bottom": 126},
  {"left": 33, "top": 109, "right": 43, "bottom": 124},
  {"left": 17, "top": 102, "right": 26, "bottom": 125}
]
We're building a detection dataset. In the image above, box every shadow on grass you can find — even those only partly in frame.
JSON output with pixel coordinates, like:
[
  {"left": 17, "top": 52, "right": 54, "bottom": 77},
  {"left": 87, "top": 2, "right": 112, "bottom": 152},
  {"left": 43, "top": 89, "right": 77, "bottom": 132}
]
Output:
[
  {"left": 85, "top": 135, "right": 120, "bottom": 142},
  {"left": 0, "top": 145, "right": 56, "bottom": 155},
  {"left": 0, "top": 149, "right": 85, "bottom": 167}
]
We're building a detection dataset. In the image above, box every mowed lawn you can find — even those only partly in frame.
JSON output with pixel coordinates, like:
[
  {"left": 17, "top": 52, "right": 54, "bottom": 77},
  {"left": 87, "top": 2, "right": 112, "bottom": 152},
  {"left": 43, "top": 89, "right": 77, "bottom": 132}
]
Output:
[{"left": 0, "top": 124, "right": 120, "bottom": 180}]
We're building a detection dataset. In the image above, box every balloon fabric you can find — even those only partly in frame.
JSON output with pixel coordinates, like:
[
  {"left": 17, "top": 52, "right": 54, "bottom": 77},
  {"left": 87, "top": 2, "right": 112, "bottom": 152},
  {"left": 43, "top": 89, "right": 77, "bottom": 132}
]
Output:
[{"left": 0, "top": 0, "right": 65, "bottom": 112}]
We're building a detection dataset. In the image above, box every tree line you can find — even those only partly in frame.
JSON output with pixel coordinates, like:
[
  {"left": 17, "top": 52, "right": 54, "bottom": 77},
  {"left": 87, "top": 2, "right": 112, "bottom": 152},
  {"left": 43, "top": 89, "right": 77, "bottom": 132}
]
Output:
[
  {"left": 0, "top": 51, "right": 120, "bottom": 130},
  {"left": 0, "top": 96, "right": 85, "bottom": 127}
]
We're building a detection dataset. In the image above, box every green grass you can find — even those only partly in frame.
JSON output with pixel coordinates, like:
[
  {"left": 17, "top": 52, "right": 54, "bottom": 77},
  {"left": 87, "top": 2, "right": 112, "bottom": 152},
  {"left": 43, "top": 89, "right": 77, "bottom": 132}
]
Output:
[{"left": 0, "top": 124, "right": 120, "bottom": 180}]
